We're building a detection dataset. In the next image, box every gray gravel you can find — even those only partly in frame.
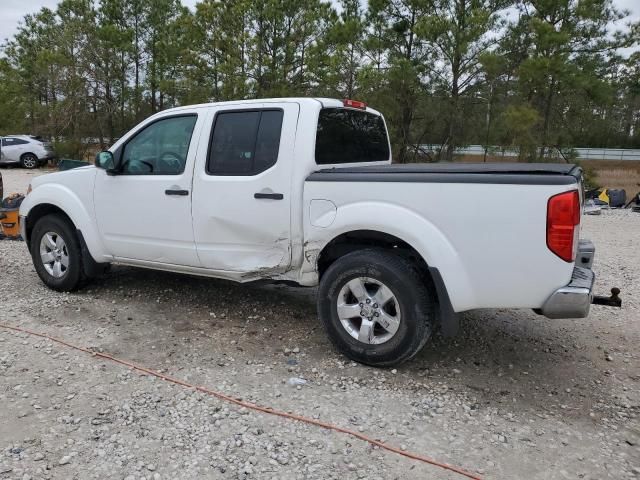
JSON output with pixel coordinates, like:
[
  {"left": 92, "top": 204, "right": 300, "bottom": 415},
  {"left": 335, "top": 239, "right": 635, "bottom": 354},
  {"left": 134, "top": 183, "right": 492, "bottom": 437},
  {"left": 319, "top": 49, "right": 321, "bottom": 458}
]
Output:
[
  {"left": 0, "top": 167, "right": 638, "bottom": 479},
  {"left": 0, "top": 167, "right": 46, "bottom": 196}
]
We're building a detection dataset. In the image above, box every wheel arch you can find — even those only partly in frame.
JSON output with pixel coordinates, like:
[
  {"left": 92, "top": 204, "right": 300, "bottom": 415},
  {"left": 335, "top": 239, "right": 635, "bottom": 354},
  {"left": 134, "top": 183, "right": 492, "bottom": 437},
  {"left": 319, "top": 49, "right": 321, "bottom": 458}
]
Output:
[
  {"left": 317, "top": 230, "right": 426, "bottom": 278},
  {"left": 24, "top": 202, "right": 106, "bottom": 277},
  {"left": 24, "top": 203, "right": 73, "bottom": 246},
  {"left": 315, "top": 229, "right": 461, "bottom": 336},
  {"left": 304, "top": 198, "right": 477, "bottom": 312},
  {"left": 21, "top": 183, "right": 108, "bottom": 264}
]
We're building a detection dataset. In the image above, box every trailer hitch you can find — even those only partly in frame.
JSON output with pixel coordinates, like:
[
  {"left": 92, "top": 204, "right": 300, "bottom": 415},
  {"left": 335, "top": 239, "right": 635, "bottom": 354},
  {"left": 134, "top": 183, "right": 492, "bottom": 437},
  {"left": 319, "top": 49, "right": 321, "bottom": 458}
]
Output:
[{"left": 592, "top": 288, "right": 622, "bottom": 308}]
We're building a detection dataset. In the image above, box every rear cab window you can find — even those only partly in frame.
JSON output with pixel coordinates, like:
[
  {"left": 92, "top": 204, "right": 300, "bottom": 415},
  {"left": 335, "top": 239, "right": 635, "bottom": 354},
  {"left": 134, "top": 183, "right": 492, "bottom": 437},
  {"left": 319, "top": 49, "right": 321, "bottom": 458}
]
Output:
[{"left": 315, "top": 108, "right": 390, "bottom": 165}]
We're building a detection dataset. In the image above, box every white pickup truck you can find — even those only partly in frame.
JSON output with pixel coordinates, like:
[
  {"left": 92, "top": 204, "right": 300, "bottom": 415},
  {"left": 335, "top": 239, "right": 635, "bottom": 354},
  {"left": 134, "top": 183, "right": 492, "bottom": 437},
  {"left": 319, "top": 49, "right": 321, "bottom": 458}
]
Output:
[{"left": 19, "top": 97, "right": 616, "bottom": 366}]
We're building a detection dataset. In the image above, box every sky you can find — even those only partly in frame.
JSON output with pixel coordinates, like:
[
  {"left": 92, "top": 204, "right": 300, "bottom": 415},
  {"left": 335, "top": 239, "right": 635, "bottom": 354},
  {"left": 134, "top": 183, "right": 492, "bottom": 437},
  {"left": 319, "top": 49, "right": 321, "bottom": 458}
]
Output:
[{"left": 0, "top": 0, "right": 638, "bottom": 51}]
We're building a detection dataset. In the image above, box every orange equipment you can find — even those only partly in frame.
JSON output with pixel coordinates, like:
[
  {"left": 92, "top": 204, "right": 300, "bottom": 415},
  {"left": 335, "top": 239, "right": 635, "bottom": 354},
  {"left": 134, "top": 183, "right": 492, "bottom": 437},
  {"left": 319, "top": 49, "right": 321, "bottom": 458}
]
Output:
[
  {"left": 0, "top": 207, "right": 20, "bottom": 238},
  {"left": 0, "top": 193, "right": 24, "bottom": 239}
]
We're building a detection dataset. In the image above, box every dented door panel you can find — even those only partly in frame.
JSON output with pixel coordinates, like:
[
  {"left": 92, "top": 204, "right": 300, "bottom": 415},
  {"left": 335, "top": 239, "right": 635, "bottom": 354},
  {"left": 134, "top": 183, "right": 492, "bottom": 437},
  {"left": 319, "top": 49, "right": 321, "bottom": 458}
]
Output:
[{"left": 191, "top": 102, "right": 299, "bottom": 273}]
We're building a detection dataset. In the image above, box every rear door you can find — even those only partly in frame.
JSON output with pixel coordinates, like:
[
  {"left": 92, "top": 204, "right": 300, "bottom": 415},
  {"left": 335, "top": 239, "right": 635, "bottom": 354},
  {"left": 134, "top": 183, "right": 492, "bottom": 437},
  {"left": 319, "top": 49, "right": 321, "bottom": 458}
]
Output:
[
  {"left": 191, "top": 102, "right": 299, "bottom": 274},
  {"left": 1, "top": 137, "right": 28, "bottom": 162}
]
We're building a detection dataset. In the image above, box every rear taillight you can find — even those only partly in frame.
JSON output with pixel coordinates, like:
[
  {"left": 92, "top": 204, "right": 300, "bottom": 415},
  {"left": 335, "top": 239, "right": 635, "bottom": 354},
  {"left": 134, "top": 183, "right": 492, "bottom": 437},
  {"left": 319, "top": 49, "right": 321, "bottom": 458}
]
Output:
[{"left": 547, "top": 190, "right": 580, "bottom": 262}]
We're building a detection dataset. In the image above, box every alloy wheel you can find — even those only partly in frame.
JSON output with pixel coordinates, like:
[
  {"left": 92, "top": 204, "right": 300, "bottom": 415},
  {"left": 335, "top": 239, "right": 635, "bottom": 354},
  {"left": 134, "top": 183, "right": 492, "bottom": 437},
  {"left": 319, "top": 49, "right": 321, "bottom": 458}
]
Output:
[
  {"left": 39, "top": 231, "right": 69, "bottom": 278},
  {"left": 336, "top": 276, "right": 401, "bottom": 344}
]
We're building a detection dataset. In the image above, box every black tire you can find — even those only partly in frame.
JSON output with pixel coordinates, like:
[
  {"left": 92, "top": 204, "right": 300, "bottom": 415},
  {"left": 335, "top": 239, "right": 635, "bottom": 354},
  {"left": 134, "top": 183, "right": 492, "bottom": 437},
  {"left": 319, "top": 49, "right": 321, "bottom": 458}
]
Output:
[
  {"left": 318, "top": 249, "right": 436, "bottom": 367},
  {"left": 30, "top": 214, "right": 85, "bottom": 291},
  {"left": 20, "top": 153, "right": 39, "bottom": 169}
]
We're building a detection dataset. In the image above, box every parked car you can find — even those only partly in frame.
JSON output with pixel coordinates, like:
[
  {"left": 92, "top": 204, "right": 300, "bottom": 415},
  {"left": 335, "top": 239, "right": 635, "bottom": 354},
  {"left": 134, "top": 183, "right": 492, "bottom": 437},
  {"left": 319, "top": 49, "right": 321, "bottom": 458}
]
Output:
[
  {"left": 19, "top": 98, "right": 611, "bottom": 366},
  {"left": 0, "top": 135, "right": 55, "bottom": 169}
]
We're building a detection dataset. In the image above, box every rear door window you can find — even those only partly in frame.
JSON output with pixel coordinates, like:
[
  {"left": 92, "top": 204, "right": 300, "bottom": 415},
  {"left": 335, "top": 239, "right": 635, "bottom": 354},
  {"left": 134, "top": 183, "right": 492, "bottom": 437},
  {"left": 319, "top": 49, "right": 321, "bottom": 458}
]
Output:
[
  {"left": 3, "top": 138, "right": 29, "bottom": 146},
  {"left": 207, "top": 109, "right": 284, "bottom": 175},
  {"left": 315, "top": 108, "right": 390, "bottom": 165}
]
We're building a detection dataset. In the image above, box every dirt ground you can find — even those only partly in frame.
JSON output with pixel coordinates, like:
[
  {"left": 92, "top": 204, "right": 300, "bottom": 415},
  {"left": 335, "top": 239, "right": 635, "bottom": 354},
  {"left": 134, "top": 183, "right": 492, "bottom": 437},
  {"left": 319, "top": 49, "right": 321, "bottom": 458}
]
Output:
[{"left": 0, "top": 166, "right": 638, "bottom": 480}]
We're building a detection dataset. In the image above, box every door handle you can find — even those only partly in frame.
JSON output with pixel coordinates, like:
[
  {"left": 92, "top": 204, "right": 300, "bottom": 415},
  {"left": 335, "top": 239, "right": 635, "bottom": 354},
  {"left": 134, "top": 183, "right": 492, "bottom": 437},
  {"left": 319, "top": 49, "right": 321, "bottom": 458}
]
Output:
[
  {"left": 254, "top": 192, "right": 284, "bottom": 200},
  {"left": 165, "top": 189, "right": 189, "bottom": 196}
]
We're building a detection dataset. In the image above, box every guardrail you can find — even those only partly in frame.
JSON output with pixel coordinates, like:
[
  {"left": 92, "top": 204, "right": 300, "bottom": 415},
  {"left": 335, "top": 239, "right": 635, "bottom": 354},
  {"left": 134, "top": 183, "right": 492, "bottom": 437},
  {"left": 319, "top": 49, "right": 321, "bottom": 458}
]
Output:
[
  {"left": 571, "top": 148, "right": 640, "bottom": 161},
  {"left": 419, "top": 145, "right": 640, "bottom": 161}
]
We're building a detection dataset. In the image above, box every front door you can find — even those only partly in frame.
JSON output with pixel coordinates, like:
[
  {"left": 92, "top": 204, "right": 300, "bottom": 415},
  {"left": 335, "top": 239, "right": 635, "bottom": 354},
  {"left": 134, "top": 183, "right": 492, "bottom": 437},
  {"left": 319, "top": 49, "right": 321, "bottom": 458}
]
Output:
[
  {"left": 94, "top": 111, "right": 204, "bottom": 266},
  {"left": 191, "top": 102, "right": 298, "bottom": 273}
]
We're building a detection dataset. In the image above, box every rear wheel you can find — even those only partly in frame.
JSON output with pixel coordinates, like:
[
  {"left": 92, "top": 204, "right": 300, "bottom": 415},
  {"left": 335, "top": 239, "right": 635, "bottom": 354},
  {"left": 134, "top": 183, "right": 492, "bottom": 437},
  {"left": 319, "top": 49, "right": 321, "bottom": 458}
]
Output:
[
  {"left": 30, "top": 214, "right": 85, "bottom": 291},
  {"left": 20, "top": 153, "right": 38, "bottom": 169},
  {"left": 318, "top": 249, "right": 435, "bottom": 367}
]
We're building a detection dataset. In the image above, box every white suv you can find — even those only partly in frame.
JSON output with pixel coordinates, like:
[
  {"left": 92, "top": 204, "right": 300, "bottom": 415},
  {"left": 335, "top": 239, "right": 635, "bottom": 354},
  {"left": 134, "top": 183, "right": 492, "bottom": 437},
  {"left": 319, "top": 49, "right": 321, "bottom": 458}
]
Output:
[{"left": 0, "top": 135, "right": 55, "bottom": 169}]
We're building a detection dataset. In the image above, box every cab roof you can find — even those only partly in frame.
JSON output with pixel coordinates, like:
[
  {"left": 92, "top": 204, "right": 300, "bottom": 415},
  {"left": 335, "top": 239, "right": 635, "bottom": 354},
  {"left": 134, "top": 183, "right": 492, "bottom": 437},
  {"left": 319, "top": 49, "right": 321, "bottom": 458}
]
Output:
[{"left": 160, "top": 97, "right": 382, "bottom": 117}]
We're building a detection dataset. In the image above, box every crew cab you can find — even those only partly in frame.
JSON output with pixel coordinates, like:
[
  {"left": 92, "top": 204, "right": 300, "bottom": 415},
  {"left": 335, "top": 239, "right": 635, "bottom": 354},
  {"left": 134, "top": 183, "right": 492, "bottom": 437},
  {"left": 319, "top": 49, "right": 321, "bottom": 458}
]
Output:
[{"left": 19, "top": 98, "right": 608, "bottom": 366}]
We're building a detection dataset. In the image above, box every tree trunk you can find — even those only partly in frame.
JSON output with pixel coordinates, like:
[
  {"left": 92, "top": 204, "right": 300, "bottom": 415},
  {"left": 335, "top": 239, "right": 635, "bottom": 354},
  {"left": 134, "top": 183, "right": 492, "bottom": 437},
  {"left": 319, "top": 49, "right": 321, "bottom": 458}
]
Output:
[
  {"left": 347, "top": 43, "right": 355, "bottom": 98},
  {"left": 445, "top": 0, "right": 465, "bottom": 162},
  {"left": 150, "top": 36, "right": 157, "bottom": 113},
  {"left": 106, "top": 80, "right": 114, "bottom": 143},
  {"left": 397, "top": 98, "right": 413, "bottom": 164},
  {"left": 539, "top": 77, "right": 556, "bottom": 161},
  {"left": 445, "top": 80, "right": 460, "bottom": 162},
  {"left": 395, "top": 9, "right": 417, "bottom": 164},
  {"left": 134, "top": 13, "right": 140, "bottom": 120},
  {"left": 120, "top": 51, "right": 126, "bottom": 134},
  {"left": 255, "top": 16, "right": 265, "bottom": 97},
  {"left": 213, "top": 54, "right": 220, "bottom": 101}
]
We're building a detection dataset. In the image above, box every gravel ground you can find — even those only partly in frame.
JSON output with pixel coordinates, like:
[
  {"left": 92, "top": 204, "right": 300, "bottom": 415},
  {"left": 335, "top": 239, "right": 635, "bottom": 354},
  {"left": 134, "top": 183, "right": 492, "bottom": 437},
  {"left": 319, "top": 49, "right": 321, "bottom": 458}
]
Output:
[
  {"left": 0, "top": 166, "right": 48, "bottom": 196},
  {"left": 0, "top": 167, "right": 638, "bottom": 479}
]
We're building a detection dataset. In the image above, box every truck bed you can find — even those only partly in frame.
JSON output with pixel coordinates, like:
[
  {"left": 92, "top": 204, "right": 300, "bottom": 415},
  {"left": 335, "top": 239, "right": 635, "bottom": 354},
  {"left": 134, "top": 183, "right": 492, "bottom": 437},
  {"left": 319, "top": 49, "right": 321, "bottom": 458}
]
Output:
[
  {"left": 303, "top": 162, "right": 582, "bottom": 312},
  {"left": 307, "top": 162, "right": 582, "bottom": 185}
]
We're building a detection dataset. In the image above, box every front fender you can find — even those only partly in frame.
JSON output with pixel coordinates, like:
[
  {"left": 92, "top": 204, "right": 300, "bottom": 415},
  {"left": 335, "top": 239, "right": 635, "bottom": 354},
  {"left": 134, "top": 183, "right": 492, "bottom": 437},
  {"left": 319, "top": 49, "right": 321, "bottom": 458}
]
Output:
[
  {"left": 304, "top": 201, "right": 476, "bottom": 312},
  {"left": 20, "top": 183, "right": 109, "bottom": 262}
]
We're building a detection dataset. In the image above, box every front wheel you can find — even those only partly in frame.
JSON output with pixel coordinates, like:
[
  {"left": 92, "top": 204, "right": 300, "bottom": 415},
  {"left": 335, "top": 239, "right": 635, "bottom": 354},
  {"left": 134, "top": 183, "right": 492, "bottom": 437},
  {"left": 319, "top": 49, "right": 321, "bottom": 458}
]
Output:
[
  {"left": 30, "top": 214, "right": 85, "bottom": 291},
  {"left": 318, "top": 249, "right": 436, "bottom": 367}
]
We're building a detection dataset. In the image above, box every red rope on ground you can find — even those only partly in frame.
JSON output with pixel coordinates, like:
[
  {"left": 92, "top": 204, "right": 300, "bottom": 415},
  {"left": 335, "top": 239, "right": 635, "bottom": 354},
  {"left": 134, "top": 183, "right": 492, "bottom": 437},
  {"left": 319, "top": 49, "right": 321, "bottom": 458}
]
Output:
[{"left": 0, "top": 322, "right": 483, "bottom": 480}]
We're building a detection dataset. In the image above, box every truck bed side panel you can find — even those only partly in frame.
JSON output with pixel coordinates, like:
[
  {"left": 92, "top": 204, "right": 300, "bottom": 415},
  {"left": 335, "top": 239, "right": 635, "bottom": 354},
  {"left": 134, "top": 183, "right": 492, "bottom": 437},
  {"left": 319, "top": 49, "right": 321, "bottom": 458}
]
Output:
[{"left": 303, "top": 177, "right": 579, "bottom": 312}]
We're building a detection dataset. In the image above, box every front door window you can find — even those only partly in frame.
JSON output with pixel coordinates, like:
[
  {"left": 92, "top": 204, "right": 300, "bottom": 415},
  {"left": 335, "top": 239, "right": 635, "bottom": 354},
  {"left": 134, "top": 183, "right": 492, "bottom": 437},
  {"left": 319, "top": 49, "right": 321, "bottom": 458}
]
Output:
[{"left": 121, "top": 115, "right": 197, "bottom": 175}]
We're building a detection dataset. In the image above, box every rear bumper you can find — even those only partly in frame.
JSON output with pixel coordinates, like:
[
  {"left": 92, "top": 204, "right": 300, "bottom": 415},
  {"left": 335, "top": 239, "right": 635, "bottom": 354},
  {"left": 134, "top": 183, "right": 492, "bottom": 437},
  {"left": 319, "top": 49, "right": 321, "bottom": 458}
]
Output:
[
  {"left": 541, "top": 266, "right": 595, "bottom": 319},
  {"left": 541, "top": 240, "right": 596, "bottom": 319}
]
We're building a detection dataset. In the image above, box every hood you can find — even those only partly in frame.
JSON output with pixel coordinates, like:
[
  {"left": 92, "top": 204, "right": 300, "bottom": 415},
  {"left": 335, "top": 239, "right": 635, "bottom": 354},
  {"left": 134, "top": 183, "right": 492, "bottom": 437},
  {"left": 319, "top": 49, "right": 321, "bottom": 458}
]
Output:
[{"left": 31, "top": 165, "right": 96, "bottom": 189}]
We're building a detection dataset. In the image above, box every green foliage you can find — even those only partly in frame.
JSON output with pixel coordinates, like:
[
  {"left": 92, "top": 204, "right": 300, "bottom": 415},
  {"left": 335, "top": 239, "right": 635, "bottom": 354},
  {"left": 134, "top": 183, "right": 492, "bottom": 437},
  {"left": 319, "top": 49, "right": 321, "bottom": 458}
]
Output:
[
  {"left": 0, "top": 59, "right": 29, "bottom": 134},
  {"left": 504, "top": 0, "right": 635, "bottom": 158},
  {"left": 497, "top": 104, "right": 540, "bottom": 159},
  {"left": 52, "top": 140, "right": 86, "bottom": 160},
  {"left": 0, "top": 0, "right": 638, "bottom": 158}
]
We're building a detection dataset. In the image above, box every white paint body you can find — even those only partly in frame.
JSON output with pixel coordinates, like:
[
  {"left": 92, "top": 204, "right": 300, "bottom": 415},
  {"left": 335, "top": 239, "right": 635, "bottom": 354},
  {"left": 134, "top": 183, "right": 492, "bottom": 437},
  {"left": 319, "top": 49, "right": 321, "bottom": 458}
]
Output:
[{"left": 20, "top": 98, "right": 578, "bottom": 313}]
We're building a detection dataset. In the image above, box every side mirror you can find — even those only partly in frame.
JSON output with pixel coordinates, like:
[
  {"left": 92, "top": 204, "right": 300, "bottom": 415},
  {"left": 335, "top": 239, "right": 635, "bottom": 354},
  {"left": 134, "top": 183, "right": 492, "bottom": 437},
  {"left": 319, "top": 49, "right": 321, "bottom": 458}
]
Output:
[{"left": 95, "top": 151, "right": 115, "bottom": 171}]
